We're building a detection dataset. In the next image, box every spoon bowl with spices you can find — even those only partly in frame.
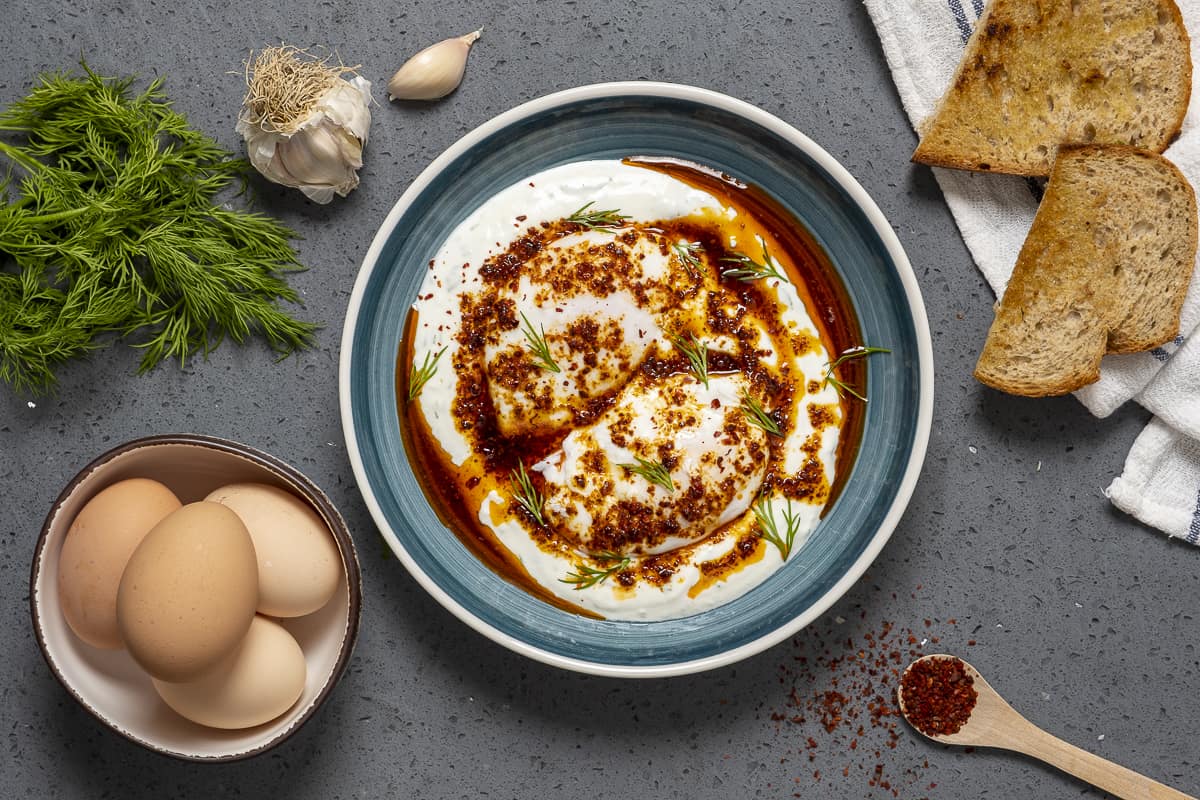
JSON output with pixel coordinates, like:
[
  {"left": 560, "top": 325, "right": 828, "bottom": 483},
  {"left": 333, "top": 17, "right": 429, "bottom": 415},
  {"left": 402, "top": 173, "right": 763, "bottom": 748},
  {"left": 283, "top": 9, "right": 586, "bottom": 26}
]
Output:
[{"left": 898, "top": 655, "right": 1196, "bottom": 800}]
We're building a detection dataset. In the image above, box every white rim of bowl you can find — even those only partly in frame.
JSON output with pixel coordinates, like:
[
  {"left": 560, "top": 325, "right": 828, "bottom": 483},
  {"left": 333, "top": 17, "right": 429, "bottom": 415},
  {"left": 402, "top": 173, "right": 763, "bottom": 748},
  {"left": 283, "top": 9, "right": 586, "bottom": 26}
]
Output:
[{"left": 339, "top": 81, "right": 934, "bottom": 678}]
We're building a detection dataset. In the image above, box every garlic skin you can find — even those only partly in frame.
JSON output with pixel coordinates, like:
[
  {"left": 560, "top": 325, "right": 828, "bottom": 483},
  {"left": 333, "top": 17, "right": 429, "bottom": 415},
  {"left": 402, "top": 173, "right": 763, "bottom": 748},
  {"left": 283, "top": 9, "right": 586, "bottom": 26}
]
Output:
[
  {"left": 238, "top": 76, "right": 372, "bottom": 204},
  {"left": 388, "top": 30, "right": 481, "bottom": 101}
]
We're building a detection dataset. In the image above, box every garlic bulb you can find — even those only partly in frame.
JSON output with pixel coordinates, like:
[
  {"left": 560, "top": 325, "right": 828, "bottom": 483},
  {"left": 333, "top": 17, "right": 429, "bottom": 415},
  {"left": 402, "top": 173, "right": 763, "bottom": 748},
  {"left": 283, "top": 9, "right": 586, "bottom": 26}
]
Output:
[
  {"left": 388, "top": 29, "right": 482, "bottom": 101},
  {"left": 237, "top": 47, "right": 372, "bottom": 204}
]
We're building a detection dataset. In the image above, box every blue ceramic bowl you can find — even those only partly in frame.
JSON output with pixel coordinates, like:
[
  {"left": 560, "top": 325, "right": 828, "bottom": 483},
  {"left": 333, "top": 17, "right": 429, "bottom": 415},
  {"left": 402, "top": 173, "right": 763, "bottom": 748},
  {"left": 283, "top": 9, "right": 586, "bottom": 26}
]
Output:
[{"left": 340, "top": 83, "right": 932, "bottom": 677}]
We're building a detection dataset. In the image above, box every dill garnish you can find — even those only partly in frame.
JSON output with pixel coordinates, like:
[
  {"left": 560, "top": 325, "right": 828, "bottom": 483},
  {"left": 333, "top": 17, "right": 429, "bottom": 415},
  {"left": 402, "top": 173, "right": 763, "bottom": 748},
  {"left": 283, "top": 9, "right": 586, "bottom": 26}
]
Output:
[
  {"left": 564, "top": 202, "right": 629, "bottom": 232},
  {"left": 740, "top": 391, "right": 783, "bottom": 437},
  {"left": 561, "top": 550, "right": 632, "bottom": 590},
  {"left": 822, "top": 346, "right": 891, "bottom": 401},
  {"left": 720, "top": 240, "right": 787, "bottom": 283},
  {"left": 753, "top": 494, "right": 802, "bottom": 560},
  {"left": 519, "top": 312, "right": 561, "bottom": 373},
  {"left": 668, "top": 332, "right": 709, "bottom": 388},
  {"left": 0, "top": 65, "right": 316, "bottom": 393},
  {"left": 407, "top": 346, "right": 446, "bottom": 401},
  {"left": 618, "top": 456, "right": 676, "bottom": 492},
  {"left": 671, "top": 240, "right": 705, "bottom": 278},
  {"left": 509, "top": 461, "right": 546, "bottom": 526}
]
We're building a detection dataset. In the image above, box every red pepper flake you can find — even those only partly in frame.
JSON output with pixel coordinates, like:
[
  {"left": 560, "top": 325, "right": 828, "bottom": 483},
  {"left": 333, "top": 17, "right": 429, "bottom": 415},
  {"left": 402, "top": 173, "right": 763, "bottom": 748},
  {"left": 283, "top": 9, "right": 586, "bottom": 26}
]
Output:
[
  {"left": 899, "top": 656, "right": 978, "bottom": 736},
  {"left": 768, "top": 600, "right": 952, "bottom": 797}
]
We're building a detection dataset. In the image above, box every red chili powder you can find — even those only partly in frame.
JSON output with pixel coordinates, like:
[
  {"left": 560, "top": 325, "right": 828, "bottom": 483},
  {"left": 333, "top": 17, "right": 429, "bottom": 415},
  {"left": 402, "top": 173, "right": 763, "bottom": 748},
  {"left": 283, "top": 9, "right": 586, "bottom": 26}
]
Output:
[
  {"left": 768, "top": 603, "right": 969, "bottom": 799},
  {"left": 899, "top": 656, "right": 978, "bottom": 736}
]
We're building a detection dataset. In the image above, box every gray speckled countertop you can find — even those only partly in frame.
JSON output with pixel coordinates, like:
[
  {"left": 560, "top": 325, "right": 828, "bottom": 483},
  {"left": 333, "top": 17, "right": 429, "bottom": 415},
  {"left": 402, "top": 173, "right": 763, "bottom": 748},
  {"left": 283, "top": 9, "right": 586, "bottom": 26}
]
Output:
[{"left": 2, "top": 2, "right": 1197, "bottom": 798}]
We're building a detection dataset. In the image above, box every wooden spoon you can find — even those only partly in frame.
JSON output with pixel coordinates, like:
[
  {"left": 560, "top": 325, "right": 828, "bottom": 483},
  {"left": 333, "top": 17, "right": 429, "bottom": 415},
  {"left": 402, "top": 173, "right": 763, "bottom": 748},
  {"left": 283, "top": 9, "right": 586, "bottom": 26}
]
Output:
[{"left": 898, "top": 655, "right": 1196, "bottom": 800}]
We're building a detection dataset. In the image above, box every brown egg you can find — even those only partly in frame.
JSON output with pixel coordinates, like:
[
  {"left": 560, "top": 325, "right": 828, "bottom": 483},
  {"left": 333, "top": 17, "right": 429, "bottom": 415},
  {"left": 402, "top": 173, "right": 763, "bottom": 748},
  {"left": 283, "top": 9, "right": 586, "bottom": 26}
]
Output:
[
  {"left": 205, "top": 483, "right": 340, "bottom": 617},
  {"left": 152, "top": 615, "right": 307, "bottom": 730},
  {"left": 58, "top": 478, "right": 182, "bottom": 649},
  {"left": 116, "top": 502, "right": 258, "bottom": 682}
]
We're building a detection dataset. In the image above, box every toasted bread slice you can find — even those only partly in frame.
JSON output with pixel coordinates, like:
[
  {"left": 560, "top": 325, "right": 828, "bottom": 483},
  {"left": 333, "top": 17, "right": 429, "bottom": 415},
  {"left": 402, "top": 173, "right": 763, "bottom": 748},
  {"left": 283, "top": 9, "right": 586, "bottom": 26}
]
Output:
[
  {"left": 974, "top": 145, "right": 1198, "bottom": 396},
  {"left": 914, "top": 0, "right": 1191, "bottom": 176}
]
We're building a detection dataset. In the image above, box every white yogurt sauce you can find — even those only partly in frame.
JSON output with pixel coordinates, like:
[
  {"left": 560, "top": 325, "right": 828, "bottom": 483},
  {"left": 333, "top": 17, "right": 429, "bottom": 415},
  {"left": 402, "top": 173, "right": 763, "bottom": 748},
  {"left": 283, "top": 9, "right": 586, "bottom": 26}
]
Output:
[{"left": 409, "top": 160, "right": 843, "bottom": 621}]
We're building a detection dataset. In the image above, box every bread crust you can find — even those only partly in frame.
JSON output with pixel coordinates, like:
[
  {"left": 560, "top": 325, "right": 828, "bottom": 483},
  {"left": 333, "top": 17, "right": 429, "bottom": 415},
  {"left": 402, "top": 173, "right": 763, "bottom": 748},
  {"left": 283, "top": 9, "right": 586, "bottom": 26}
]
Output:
[
  {"left": 973, "top": 364, "right": 1101, "bottom": 398},
  {"left": 974, "top": 144, "right": 1198, "bottom": 396},
  {"left": 913, "top": 0, "right": 1193, "bottom": 176}
]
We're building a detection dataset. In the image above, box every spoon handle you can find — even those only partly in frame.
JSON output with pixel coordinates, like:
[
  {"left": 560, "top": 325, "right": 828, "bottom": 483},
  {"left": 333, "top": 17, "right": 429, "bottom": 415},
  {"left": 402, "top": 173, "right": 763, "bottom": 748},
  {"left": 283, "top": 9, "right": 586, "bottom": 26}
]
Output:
[{"left": 1015, "top": 721, "right": 1195, "bottom": 800}]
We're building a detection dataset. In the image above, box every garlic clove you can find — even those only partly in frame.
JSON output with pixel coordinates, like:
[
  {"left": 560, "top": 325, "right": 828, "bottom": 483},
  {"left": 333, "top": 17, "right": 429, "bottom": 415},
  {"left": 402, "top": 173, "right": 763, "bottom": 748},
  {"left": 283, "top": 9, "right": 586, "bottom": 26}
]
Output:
[
  {"left": 313, "top": 77, "right": 373, "bottom": 145},
  {"left": 276, "top": 126, "right": 345, "bottom": 186},
  {"left": 388, "top": 29, "right": 481, "bottom": 102}
]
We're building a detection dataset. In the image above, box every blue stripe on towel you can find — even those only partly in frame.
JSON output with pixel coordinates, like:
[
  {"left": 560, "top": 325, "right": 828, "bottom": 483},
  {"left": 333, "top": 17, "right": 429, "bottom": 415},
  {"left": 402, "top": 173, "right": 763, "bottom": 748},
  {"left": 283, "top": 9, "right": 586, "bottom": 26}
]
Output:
[
  {"left": 947, "top": 0, "right": 973, "bottom": 43},
  {"left": 970, "top": 0, "right": 984, "bottom": 14},
  {"left": 1189, "top": 490, "right": 1200, "bottom": 544},
  {"left": 1150, "top": 334, "right": 1186, "bottom": 363}
]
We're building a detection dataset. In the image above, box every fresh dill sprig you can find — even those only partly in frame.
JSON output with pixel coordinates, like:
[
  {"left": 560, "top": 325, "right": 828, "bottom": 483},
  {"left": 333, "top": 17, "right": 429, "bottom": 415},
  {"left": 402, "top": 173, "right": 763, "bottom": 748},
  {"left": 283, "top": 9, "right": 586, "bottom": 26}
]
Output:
[
  {"left": 407, "top": 346, "right": 446, "bottom": 401},
  {"left": 560, "top": 550, "right": 632, "bottom": 590},
  {"left": 668, "top": 332, "right": 709, "bottom": 388},
  {"left": 753, "top": 494, "right": 802, "bottom": 560},
  {"left": 565, "top": 201, "right": 629, "bottom": 232},
  {"left": 618, "top": 456, "right": 676, "bottom": 492},
  {"left": 519, "top": 312, "right": 561, "bottom": 373},
  {"left": 671, "top": 240, "right": 705, "bottom": 278},
  {"left": 0, "top": 65, "right": 316, "bottom": 393},
  {"left": 720, "top": 240, "right": 787, "bottom": 283},
  {"left": 509, "top": 461, "right": 546, "bottom": 527},
  {"left": 822, "top": 346, "right": 891, "bottom": 401},
  {"left": 740, "top": 391, "right": 783, "bottom": 437}
]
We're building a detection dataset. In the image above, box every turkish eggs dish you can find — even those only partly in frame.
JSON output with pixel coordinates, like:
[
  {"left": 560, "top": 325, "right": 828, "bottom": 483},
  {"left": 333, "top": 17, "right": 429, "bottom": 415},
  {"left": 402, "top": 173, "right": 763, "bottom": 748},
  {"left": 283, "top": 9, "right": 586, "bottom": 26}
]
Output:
[{"left": 400, "top": 158, "right": 866, "bottom": 621}]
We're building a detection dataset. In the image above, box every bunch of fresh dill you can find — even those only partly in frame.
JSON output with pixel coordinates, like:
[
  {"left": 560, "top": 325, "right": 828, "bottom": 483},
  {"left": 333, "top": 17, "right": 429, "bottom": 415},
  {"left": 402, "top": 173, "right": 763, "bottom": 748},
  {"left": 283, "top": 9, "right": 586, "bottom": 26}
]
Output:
[{"left": 0, "top": 65, "right": 317, "bottom": 393}]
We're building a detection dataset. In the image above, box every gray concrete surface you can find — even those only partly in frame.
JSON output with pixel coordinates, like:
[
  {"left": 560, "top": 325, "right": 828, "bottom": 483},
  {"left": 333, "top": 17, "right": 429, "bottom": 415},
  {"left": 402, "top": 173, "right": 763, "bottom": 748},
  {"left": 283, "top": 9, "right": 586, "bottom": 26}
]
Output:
[{"left": 2, "top": 1, "right": 1197, "bottom": 798}]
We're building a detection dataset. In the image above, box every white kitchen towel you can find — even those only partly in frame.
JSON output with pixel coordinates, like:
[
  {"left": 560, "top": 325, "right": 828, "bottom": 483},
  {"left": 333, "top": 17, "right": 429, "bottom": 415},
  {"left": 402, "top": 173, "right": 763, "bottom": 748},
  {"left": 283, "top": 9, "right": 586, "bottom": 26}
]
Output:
[{"left": 864, "top": 0, "right": 1200, "bottom": 543}]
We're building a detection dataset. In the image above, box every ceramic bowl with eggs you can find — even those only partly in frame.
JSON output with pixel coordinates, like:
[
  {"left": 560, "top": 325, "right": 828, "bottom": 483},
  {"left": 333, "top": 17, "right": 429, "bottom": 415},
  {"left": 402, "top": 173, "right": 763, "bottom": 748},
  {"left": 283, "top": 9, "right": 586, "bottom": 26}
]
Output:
[
  {"left": 341, "top": 82, "right": 933, "bottom": 677},
  {"left": 29, "top": 434, "right": 361, "bottom": 761}
]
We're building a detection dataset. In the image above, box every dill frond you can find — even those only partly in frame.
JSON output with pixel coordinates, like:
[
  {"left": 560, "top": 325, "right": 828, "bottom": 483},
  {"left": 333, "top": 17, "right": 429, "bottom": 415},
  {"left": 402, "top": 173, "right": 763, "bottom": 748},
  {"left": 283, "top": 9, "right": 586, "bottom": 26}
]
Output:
[
  {"left": 618, "top": 456, "right": 675, "bottom": 492},
  {"left": 407, "top": 346, "right": 447, "bottom": 401},
  {"left": 509, "top": 461, "right": 546, "bottom": 527},
  {"left": 671, "top": 240, "right": 704, "bottom": 278},
  {"left": 0, "top": 65, "right": 316, "bottom": 394},
  {"left": 520, "top": 312, "right": 560, "bottom": 373},
  {"left": 564, "top": 202, "right": 629, "bottom": 232},
  {"left": 822, "top": 346, "right": 891, "bottom": 401},
  {"left": 560, "top": 550, "right": 632, "bottom": 590},
  {"left": 720, "top": 240, "right": 787, "bottom": 283},
  {"left": 668, "top": 331, "right": 709, "bottom": 388},
  {"left": 740, "top": 391, "right": 783, "bottom": 437},
  {"left": 753, "top": 494, "right": 802, "bottom": 560}
]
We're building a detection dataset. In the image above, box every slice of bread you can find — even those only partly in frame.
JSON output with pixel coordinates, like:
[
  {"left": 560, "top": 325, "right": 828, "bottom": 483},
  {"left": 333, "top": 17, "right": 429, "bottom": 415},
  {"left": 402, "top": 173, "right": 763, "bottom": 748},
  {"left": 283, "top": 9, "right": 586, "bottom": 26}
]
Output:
[
  {"left": 974, "top": 145, "right": 1198, "bottom": 396},
  {"left": 913, "top": 0, "right": 1191, "bottom": 176}
]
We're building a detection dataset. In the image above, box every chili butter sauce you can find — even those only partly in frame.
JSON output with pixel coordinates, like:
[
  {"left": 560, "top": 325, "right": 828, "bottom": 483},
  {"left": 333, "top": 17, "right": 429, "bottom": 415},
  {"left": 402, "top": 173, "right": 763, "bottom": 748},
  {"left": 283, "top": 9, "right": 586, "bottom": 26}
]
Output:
[{"left": 397, "top": 158, "right": 869, "bottom": 619}]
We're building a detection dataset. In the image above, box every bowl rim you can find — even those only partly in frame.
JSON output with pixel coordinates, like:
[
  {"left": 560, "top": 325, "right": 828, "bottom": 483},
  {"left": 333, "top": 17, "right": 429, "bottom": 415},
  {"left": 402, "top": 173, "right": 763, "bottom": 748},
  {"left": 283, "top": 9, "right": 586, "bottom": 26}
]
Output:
[
  {"left": 28, "top": 432, "right": 363, "bottom": 762},
  {"left": 339, "top": 80, "right": 934, "bottom": 678}
]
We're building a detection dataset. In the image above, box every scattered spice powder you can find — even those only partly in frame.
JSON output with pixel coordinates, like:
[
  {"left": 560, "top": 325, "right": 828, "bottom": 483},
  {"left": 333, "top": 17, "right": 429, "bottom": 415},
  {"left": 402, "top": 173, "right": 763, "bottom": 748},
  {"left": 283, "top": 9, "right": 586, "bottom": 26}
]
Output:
[
  {"left": 767, "top": 598, "right": 975, "bottom": 799},
  {"left": 900, "top": 656, "right": 978, "bottom": 737}
]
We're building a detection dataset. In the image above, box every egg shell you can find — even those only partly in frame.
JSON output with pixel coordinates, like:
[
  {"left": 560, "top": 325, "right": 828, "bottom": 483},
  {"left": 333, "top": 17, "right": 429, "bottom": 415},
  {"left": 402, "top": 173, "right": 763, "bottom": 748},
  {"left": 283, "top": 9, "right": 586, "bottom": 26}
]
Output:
[
  {"left": 152, "top": 615, "right": 306, "bottom": 730},
  {"left": 116, "top": 502, "right": 259, "bottom": 682},
  {"left": 205, "top": 483, "right": 340, "bottom": 617},
  {"left": 57, "top": 478, "right": 182, "bottom": 649}
]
